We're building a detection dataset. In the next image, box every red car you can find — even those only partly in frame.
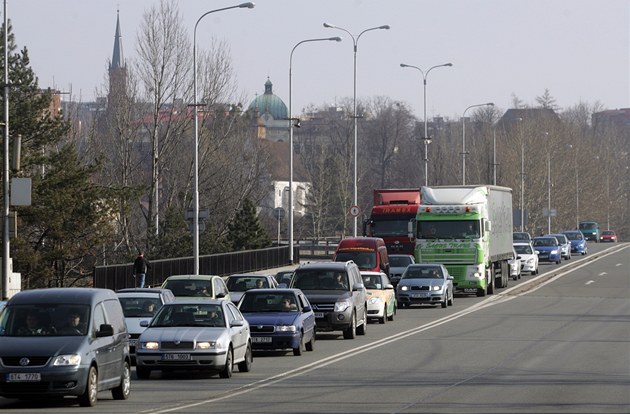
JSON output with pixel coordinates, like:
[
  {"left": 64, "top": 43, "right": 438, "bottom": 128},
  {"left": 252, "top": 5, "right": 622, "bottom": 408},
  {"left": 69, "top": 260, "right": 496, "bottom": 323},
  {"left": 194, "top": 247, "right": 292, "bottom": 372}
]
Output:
[{"left": 600, "top": 230, "right": 618, "bottom": 242}]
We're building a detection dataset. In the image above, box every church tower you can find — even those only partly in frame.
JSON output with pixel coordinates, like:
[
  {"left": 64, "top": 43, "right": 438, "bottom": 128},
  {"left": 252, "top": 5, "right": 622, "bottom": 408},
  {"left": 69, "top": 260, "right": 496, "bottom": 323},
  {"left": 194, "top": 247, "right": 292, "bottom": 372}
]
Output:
[{"left": 108, "top": 10, "right": 127, "bottom": 108}]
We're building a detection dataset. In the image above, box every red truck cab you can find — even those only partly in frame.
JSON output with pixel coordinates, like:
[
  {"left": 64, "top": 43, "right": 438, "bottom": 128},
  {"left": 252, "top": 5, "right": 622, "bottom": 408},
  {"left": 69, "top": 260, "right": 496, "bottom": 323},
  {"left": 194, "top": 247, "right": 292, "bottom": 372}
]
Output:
[{"left": 333, "top": 237, "right": 390, "bottom": 275}]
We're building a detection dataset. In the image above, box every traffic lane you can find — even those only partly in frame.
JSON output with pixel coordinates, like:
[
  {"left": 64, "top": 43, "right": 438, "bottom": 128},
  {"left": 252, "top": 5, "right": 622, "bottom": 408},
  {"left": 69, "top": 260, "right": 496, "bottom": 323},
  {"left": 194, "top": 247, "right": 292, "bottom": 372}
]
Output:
[
  {"left": 0, "top": 244, "right": 621, "bottom": 412},
  {"left": 154, "top": 246, "right": 629, "bottom": 413}
]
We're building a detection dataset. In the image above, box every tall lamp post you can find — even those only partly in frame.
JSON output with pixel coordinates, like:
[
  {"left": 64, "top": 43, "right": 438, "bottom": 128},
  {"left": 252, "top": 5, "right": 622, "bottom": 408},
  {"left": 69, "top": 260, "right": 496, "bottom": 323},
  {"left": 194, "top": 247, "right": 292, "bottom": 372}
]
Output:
[
  {"left": 324, "top": 23, "right": 389, "bottom": 237},
  {"left": 462, "top": 102, "right": 494, "bottom": 185},
  {"left": 288, "top": 36, "right": 342, "bottom": 262},
  {"left": 192, "top": 2, "right": 254, "bottom": 276},
  {"left": 400, "top": 62, "right": 453, "bottom": 186},
  {"left": 568, "top": 144, "right": 579, "bottom": 228},
  {"left": 543, "top": 132, "right": 551, "bottom": 234}
]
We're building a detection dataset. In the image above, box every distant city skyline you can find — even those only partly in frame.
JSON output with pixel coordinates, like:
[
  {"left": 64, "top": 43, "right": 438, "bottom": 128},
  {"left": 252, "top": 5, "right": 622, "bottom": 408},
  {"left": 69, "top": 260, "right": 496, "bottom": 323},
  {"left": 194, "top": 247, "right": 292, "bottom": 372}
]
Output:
[{"left": 9, "top": 0, "right": 629, "bottom": 119}]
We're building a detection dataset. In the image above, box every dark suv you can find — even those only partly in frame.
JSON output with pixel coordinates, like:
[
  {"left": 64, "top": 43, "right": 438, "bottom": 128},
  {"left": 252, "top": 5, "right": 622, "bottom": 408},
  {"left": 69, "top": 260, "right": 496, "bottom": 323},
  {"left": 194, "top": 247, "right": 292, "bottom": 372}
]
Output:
[{"left": 290, "top": 261, "right": 367, "bottom": 339}]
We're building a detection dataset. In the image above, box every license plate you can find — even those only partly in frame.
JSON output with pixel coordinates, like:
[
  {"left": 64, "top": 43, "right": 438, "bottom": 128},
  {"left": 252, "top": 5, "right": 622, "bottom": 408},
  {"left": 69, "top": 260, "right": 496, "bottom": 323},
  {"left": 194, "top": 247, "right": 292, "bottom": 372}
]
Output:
[
  {"left": 463, "top": 288, "right": 477, "bottom": 293},
  {"left": 252, "top": 337, "right": 272, "bottom": 343},
  {"left": 7, "top": 373, "right": 41, "bottom": 382},
  {"left": 129, "top": 339, "right": 138, "bottom": 347},
  {"left": 412, "top": 293, "right": 428, "bottom": 298},
  {"left": 161, "top": 353, "right": 191, "bottom": 361},
  {"left": 314, "top": 312, "right": 324, "bottom": 318}
]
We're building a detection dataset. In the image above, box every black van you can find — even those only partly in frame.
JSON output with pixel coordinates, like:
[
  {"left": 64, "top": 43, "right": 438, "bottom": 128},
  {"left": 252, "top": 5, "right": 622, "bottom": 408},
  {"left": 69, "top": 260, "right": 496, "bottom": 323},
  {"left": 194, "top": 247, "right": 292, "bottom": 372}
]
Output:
[{"left": 0, "top": 288, "right": 131, "bottom": 406}]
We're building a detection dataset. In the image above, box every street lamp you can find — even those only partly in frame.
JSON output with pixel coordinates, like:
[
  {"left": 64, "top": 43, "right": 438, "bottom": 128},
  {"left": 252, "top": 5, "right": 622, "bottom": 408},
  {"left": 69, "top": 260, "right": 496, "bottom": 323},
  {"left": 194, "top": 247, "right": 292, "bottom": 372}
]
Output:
[
  {"left": 192, "top": 2, "right": 254, "bottom": 276},
  {"left": 288, "top": 36, "right": 342, "bottom": 262},
  {"left": 462, "top": 102, "right": 494, "bottom": 185},
  {"left": 568, "top": 144, "right": 579, "bottom": 228},
  {"left": 324, "top": 22, "right": 390, "bottom": 237},
  {"left": 543, "top": 132, "right": 550, "bottom": 234},
  {"left": 400, "top": 62, "right": 453, "bottom": 186}
]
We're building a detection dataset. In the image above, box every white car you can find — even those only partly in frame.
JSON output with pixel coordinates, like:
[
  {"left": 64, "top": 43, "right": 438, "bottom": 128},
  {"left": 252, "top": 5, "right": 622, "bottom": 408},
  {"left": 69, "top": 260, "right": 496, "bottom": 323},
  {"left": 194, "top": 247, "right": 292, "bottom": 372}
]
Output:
[
  {"left": 513, "top": 242, "right": 539, "bottom": 275},
  {"left": 508, "top": 247, "right": 522, "bottom": 280}
]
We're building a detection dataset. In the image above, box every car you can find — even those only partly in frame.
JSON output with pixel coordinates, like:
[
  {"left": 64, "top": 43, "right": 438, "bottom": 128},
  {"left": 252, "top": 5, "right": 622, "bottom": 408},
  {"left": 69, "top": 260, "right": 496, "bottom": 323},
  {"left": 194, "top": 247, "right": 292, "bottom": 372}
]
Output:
[
  {"left": 532, "top": 236, "right": 562, "bottom": 264},
  {"left": 238, "top": 288, "right": 316, "bottom": 356},
  {"left": 161, "top": 274, "right": 230, "bottom": 301},
  {"left": 513, "top": 231, "right": 532, "bottom": 242},
  {"left": 360, "top": 271, "right": 396, "bottom": 324},
  {"left": 116, "top": 288, "right": 176, "bottom": 361},
  {"left": 388, "top": 254, "right": 415, "bottom": 287},
  {"left": 135, "top": 300, "right": 252, "bottom": 379},
  {"left": 290, "top": 261, "right": 368, "bottom": 340},
  {"left": 562, "top": 230, "right": 588, "bottom": 255},
  {"left": 0, "top": 301, "right": 6, "bottom": 313},
  {"left": 600, "top": 230, "right": 618, "bottom": 242},
  {"left": 546, "top": 234, "right": 571, "bottom": 260},
  {"left": 579, "top": 220, "right": 600, "bottom": 242},
  {"left": 508, "top": 247, "right": 522, "bottom": 280},
  {"left": 395, "top": 264, "right": 454, "bottom": 309},
  {"left": 274, "top": 270, "right": 295, "bottom": 287},
  {"left": 513, "top": 242, "right": 539, "bottom": 275},
  {"left": 0, "top": 288, "right": 131, "bottom": 407},
  {"left": 225, "top": 274, "right": 278, "bottom": 305}
]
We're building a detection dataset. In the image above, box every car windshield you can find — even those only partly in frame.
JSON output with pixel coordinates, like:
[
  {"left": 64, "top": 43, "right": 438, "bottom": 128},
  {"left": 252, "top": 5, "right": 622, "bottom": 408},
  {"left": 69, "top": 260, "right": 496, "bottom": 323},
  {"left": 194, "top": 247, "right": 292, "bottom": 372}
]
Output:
[
  {"left": 402, "top": 266, "right": 443, "bottom": 279},
  {"left": 533, "top": 238, "right": 556, "bottom": 246},
  {"left": 362, "top": 274, "right": 383, "bottom": 289},
  {"left": 0, "top": 304, "right": 91, "bottom": 337},
  {"left": 418, "top": 220, "right": 480, "bottom": 239},
  {"left": 579, "top": 222, "right": 597, "bottom": 230},
  {"left": 119, "top": 297, "right": 161, "bottom": 317},
  {"left": 292, "top": 270, "right": 349, "bottom": 291},
  {"left": 390, "top": 256, "right": 413, "bottom": 267},
  {"left": 163, "top": 279, "right": 213, "bottom": 297},
  {"left": 226, "top": 276, "right": 268, "bottom": 291},
  {"left": 150, "top": 304, "right": 225, "bottom": 328},
  {"left": 513, "top": 232, "right": 530, "bottom": 241},
  {"left": 239, "top": 293, "right": 298, "bottom": 313},
  {"left": 563, "top": 232, "right": 582, "bottom": 240},
  {"left": 334, "top": 251, "right": 376, "bottom": 270},
  {"left": 514, "top": 245, "right": 533, "bottom": 254},
  {"left": 602, "top": 231, "right": 615, "bottom": 235}
]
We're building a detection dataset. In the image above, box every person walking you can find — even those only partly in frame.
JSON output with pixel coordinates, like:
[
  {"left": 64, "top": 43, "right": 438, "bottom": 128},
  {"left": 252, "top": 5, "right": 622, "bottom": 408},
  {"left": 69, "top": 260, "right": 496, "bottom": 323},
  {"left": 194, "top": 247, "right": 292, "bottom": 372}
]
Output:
[{"left": 133, "top": 251, "right": 151, "bottom": 288}]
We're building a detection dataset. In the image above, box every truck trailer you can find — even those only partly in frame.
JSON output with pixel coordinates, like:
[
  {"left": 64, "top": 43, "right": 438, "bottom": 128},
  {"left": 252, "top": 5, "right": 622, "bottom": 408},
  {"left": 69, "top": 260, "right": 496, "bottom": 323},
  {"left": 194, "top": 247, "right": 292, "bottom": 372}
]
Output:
[
  {"left": 363, "top": 189, "right": 420, "bottom": 256},
  {"left": 414, "top": 185, "right": 513, "bottom": 297}
]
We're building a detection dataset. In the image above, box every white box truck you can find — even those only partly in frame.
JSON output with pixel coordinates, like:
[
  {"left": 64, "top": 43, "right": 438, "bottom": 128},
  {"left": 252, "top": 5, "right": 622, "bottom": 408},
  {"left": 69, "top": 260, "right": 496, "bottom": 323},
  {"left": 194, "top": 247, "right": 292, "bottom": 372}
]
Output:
[{"left": 413, "top": 185, "right": 513, "bottom": 296}]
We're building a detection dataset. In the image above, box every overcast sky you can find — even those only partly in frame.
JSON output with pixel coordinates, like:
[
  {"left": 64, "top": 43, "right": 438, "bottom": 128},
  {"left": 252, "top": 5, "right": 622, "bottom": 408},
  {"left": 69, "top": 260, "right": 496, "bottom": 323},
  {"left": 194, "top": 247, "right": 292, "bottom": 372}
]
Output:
[{"left": 8, "top": 0, "right": 629, "bottom": 119}]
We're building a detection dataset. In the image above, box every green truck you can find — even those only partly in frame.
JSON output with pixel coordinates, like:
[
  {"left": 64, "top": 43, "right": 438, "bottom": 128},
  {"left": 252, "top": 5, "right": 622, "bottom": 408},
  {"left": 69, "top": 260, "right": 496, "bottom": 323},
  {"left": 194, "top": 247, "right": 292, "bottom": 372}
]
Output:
[
  {"left": 578, "top": 220, "right": 600, "bottom": 242},
  {"left": 414, "top": 186, "right": 513, "bottom": 297}
]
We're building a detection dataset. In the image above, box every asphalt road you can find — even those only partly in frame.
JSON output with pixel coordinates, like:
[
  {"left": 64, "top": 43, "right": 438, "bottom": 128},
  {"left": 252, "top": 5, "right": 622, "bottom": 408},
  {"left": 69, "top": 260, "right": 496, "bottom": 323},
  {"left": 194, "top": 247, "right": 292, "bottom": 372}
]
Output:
[{"left": 2, "top": 242, "right": 628, "bottom": 413}]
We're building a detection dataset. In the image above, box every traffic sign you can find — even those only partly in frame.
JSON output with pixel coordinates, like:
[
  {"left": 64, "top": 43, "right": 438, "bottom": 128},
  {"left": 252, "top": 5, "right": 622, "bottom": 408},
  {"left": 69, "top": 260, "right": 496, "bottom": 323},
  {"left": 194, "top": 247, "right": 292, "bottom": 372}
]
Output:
[{"left": 349, "top": 205, "right": 361, "bottom": 217}]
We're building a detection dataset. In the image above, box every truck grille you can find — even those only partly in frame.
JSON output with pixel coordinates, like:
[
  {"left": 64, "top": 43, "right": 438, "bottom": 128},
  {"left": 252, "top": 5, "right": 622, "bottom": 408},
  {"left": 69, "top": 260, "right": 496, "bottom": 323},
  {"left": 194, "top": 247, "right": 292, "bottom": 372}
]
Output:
[{"left": 418, "top": 247, "right": 477, "bottom": 264}]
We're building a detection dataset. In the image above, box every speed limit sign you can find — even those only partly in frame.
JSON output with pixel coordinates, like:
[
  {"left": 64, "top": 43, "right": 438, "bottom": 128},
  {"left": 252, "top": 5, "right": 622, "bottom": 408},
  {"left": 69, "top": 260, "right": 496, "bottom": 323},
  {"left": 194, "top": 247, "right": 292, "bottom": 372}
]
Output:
[{"left": 349, "top": 205, "right": 361, "bottom": 217}]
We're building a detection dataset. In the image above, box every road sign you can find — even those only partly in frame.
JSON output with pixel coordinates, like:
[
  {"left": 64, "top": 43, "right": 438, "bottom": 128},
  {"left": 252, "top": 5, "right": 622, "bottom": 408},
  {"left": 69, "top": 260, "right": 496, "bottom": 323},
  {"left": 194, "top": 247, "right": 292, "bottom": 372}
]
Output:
[
  {"left": 349, "top": 205, "right": 361, "bottom": 217},
  {"left": 273, "top": 207, "right": 285, "bottom": 220}
]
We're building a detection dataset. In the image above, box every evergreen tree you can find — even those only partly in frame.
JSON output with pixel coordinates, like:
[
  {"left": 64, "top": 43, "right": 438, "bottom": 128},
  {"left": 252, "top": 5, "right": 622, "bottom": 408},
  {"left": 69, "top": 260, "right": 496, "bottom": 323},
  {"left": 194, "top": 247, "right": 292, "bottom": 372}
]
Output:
[{"left": 226, "top": 199, "right": 271, "bottom": 251}]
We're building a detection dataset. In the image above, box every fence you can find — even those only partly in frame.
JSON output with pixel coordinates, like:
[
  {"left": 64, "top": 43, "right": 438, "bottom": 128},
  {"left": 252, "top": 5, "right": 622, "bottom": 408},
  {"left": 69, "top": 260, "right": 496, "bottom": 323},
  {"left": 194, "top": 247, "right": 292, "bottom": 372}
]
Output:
[{"left": 93, "top": 245, "right": 297, "bottom": 291}]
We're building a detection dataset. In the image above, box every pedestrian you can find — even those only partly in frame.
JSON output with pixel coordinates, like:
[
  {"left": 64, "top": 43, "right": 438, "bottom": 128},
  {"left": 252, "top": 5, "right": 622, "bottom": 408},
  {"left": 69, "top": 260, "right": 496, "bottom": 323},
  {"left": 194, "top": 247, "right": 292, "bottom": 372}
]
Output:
[{"left": 133, "top": 251, "right": 151, "bottom": 288}]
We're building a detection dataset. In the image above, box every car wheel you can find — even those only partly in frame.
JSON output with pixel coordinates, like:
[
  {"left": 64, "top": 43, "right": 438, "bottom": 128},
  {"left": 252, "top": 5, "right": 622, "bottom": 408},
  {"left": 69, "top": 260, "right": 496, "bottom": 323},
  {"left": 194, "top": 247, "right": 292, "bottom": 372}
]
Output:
[
  {"left": 219, "top": 346, "right": 233, "bottom": 378},
  {"left": 556, "top": 259, "right": 561, "bottom": 264},
  {"left": 293, "top": 334, "right": 304, "bottom": 356},
  {"left": 111, "top": 361, "right": 131, "bottom": 400},
  {"left": 238, "top": 342, "right": 253, "bottom": 371},
  {"left": 343, "top": 312, "right": 356, "bottom": 339},
  {"left": 447, "top": 293, "right": 454, "bottom": 306},
  {"left": 387, "top": 304, "right": 395, "bottom": 321},
  {"left": 357, "top": 309, "right": 367, "bottom": 335},
  {"left": 441, "top": 296, "right": 447, "bottom": 308},
  {"left": 379, "top": 304, "right": 387, "bottom": 324},
  {"left": 136, "top": 366, "right": 151, "bottom": 379},
  {"left": 305, "top": 331, "right": 315, "bottom": 351},
  {"left": 79, "top": 366, "right": 98, "bottom": 407}
]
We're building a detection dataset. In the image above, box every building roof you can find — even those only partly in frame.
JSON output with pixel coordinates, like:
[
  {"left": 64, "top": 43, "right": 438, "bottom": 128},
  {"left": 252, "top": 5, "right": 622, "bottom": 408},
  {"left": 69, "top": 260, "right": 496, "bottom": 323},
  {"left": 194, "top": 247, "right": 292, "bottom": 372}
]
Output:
[{"left": 248, "top": 78, "right": 288, "bottom": 121}]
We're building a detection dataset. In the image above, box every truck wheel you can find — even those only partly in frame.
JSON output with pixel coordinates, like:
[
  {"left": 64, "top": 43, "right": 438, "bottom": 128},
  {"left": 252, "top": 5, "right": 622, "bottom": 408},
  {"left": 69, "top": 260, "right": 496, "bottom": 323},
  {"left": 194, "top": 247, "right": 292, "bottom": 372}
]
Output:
[{"left": 477, "top": 287, "right": 486, "bottom": 297}]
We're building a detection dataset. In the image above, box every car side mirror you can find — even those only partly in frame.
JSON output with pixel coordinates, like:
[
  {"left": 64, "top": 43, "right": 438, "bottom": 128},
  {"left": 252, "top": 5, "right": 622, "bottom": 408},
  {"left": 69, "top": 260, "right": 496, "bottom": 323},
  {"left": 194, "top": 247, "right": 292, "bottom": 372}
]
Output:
[
  {"left": 353, "top": 283, "right": 365, "bottom": 291},
  {"left": 302, "top": 305, "right": 312, "bottom": 313},
  {"left": 384, "top": 284, "right": 394, "bottom": 290},
  {"left": 216, "top": 292, "right": 226, "bottom": 298},
  {"left": 230, "top": 320, "right": 244, "bottom": 328},
  {"left": 140, "top": 320, "right": 149, "bottom": 327},
  {"left": 96, "top": 324, "right": 114, "bottom": 337}
]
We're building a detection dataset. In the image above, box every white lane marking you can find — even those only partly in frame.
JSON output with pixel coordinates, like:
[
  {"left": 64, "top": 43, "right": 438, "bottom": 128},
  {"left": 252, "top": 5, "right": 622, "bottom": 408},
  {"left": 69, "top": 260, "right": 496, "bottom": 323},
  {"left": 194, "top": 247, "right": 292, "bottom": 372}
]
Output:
[
  {"left": 598, "top": 272, "right": 607, "bottom": 276},
  {"left": 148, "top": 244, "right": 630, "bottom": 414},
  {"left": 616, "top": 263, "right": 622, "bottom": 267},
  {"left": 585, "top": 280, "right": 595, "bottom": 285}
]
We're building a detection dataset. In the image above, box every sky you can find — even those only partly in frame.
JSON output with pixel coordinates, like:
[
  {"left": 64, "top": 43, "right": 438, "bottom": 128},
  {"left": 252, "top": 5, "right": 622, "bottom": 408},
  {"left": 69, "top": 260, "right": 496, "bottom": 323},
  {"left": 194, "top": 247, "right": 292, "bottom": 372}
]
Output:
[{"left": 8, "top": 0, "right": 630, "bottom": 120}]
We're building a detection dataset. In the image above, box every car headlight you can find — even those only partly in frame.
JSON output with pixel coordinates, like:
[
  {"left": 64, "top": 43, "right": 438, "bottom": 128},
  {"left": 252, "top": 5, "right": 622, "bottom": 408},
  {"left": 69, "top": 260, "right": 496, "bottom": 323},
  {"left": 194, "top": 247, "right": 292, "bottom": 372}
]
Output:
[
  {"left": 196, "top": 341, "right": 217, "bottom": 350},
  {"left": 399, "top": 285, "right": 409, "bottom": 291},
  {"left": 142, "top": 341, "right": 159, "bottom": 350},
  {"left": 431, "top": 285, "right": 442, "bottom": 291},
  {"left": 527, "top": 258, "right": 534, "bottom": 264},
  {"left": 275, "top": 325, "right": 297, "bottom": 332},
  {"left": 368, "top": 297, "right": 381, "bottom": 304},
  {"left": 551, "top": 250, "right": 558, "bottom": 254},
  {"left": 53, "top": 354, "right": 81, "bottom": 366},
  {"left": 334, "top": 300, "right": 352, "bottom": 312}
]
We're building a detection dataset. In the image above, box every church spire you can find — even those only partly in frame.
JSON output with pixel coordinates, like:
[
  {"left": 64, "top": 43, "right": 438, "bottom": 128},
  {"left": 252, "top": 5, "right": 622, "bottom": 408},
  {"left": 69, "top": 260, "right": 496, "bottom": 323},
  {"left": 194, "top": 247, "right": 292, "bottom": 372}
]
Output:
[{"left": 111, "top": 9, "right": 125, "bottom": 70}]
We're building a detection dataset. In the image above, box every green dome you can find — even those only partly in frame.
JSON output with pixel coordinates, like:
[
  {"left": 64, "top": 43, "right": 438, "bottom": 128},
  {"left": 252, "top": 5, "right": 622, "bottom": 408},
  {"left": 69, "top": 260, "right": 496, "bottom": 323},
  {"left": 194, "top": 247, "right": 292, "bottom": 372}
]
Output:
[{"left": 248, "top": 78, "right": 287, "bottom": 120}]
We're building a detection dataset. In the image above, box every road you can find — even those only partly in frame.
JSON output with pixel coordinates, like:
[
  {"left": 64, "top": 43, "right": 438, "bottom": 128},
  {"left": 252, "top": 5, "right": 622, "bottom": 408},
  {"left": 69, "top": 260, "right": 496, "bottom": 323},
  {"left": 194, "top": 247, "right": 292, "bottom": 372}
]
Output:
[{"left": 2, "top": 243, "right": 628, "bottom": 413}]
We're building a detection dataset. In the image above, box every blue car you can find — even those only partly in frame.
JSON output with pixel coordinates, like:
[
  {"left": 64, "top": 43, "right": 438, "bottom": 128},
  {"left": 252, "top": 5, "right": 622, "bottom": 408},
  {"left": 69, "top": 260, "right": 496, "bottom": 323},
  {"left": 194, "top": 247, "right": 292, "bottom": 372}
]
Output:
[
  {"left": 238, "top": 288, "right": 316, "bottom": 356},
  {"left": 562, "top": 230, "right": 588, "bottom": 255},
  {"left": 532, "top": 237, "right": 562, "bottom": 264}
]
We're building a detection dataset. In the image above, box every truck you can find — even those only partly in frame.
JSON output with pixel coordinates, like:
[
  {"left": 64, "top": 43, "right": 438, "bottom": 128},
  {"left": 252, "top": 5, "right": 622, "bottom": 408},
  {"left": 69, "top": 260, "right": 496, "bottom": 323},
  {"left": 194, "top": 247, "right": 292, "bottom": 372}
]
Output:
[
  {"left": 578, "top": 220, "right": 600, "bottom": 242},
  {"left": 363, "top": 189, "right": 420, "bottom": 256},
  {"left": 413, "top": 185, "right": 513, "bottom": 297}
]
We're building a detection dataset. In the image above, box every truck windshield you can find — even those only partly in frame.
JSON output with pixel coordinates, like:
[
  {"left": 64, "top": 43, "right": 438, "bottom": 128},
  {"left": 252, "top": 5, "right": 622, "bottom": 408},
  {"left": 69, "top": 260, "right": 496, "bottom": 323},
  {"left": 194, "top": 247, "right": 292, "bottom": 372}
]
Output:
[
  {"left": 368, "top": 217, "right": 413, "bottom": 237},
  {"left": 417, "top": 220, "right": 480, "bottom": 239}
]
